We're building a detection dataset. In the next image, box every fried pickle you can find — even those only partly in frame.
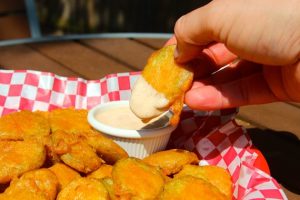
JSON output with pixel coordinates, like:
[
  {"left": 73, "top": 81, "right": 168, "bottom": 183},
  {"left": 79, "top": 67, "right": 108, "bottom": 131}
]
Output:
[
  {"left": 158, "top": 176, "right": 227, "bottom": 200},
  {"left": 81, "top": 130, "right": 128, "bottom": 164},
  {"left": 87, "top": 164, "right": 113, "bottom": 180},
  {"left": 143, "top": 149, "right": 199, "bottom": 175},
  {"left": 49, "top": 130, "right": 104, "bottom": 173},
  {"left": 0, "top": 168, "right": 58, "bottom": 200},
  {"left": 174, "top": 165, "right": 232, "bottom": 199},
  {"left": 49, "top": 108, "right": 128, "bottom": 164},
  {"left": 57, "top": 177, "right": 109, "bottom": 200},
  {"left": 60, "top": 142, "right": 103, "bottom": 174},
  {"left": 130, "top": 45, "right": 194, "bottom": 125},
  {"left": 0, "top": 140, "right": 46, "bottom": 183},
  {"left": 49, "top": 163, "right": 81, "bottom": 191},
  {"left": 49, "top": 108, "right": 92, "bottom": 133},
  {"left": 0, "top": 110, "right": 50, "bottom": 140},
  {"left": 112, "top": 157, "right": 165, "bottom": 200}
]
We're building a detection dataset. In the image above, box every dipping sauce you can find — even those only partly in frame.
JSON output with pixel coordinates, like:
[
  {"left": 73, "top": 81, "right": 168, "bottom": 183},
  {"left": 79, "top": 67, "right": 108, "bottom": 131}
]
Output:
[
  {"left": 95, "top": 106, "right": 161, "bottom": 130},
  {"left": 130, "top": 76, "right": 169, "bottom": 119}
]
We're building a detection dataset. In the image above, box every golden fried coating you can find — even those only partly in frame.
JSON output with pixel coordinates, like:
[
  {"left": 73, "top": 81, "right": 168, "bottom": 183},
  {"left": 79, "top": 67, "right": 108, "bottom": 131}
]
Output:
[
  {"left": 49, "top": 163, "right": 81, "bottom": 191},
  {"left": 49, "top": 108, "right": 92, "bottom": 133},
  {"left": 112, "top": 157, "right": 165, "bottom": 200},
  {"left": 87, "top": 164, "right": 113, "bottom": 180},
  {"left": 82, "top": 130, "right": 128, "bottom": 164},
  {"left": 175, "top": 165, "right": 232, "bottom": 199},
  {"left": 0, "top": 110, "right": 50, "bottom": 140},
  {"left": 143, "top": 149, "right": 199, "bottom": 175},
  {"left": 158, "top": 176, "right": 227, "bottom": 200},
  {"left": 57, "top": 177, "right": 109, "bottom": 200},
  {"left": 141, "top": 45, "right": 193, "bottom": 124},
  {"left": 49, "top": 130, "right": 104, "bottom": 173},
  {"left": 34, "top": 110, "right": 50, "bottom": 119},
  {"left": 48, "top": 130, "right": 78, "bottom": 155},
  {"left": 0, "top": 140, "right": 46, "bottom": 184},
  {"left": 101, "top": 178, "right": 116, "bottom": 200},
  {"left": 49, "top": 108, "right": 128, "bottom": 164},
  {"left": 60, "top": 142, "right": 103, "bottom": 174},
  {"left": 0, "top": 168, "right": 58, "bottom": 200}
]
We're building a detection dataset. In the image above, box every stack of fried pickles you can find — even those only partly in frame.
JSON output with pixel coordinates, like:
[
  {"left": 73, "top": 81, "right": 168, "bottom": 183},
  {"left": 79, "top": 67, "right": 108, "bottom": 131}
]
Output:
[{"left": 0, "top": 109, "right": 232, "bottom": 200}]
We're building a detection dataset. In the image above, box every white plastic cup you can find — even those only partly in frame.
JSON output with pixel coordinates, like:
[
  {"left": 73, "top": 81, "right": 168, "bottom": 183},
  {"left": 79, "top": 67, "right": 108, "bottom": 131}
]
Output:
[{"left": 87, "top": 101, "right": 177, "bottom": 158}]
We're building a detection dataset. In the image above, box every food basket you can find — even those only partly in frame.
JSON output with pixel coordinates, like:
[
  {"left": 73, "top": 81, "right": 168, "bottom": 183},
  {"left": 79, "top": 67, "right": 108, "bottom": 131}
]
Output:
[{"left": 0, "top": 69, "right": 287, "bottom": 200}]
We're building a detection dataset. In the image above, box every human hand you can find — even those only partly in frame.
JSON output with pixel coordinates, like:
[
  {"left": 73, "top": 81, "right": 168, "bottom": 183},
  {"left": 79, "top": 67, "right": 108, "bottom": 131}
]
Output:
[{"left": 174, "top": 0, "right": 300, "bottom": 110}]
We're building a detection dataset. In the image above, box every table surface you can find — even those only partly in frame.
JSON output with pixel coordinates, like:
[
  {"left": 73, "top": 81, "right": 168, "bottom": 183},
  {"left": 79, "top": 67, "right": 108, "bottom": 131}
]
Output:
[{"left": 0, "top": 38, "right": 299, "bottom": 199}]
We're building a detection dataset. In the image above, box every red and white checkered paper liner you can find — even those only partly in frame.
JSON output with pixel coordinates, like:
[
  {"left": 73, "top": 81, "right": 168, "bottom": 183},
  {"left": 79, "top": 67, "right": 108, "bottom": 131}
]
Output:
[{"left": 0, "top": 69, "right": 287, "bottom": 200}]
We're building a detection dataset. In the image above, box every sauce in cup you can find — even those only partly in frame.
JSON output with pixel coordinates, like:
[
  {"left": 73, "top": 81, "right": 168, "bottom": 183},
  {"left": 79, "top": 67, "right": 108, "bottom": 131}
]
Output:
[
  {"left": 95, "top": 106, "right": 160, "bottom": 130},
  {"left": 87, "top": 101, "right": 177, "bottom": 158}
]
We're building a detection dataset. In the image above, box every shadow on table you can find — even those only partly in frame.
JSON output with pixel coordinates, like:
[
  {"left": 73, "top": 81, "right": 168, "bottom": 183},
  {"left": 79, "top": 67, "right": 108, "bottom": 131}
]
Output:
[{"left": 248, "top": 128, "right": 300, "bottom": 194}]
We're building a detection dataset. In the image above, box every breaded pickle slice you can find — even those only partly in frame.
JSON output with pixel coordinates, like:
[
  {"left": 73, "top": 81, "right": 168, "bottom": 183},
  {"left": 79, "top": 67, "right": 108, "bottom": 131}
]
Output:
[
  {"left": 143, "top": 149, "right": 199, "bottom": 175},
  {"left": 0, "top": 168, "right": 58, "bottom": 200},
  {"left": 0, "top": 140, "right": 46, "bottom": 183},
  {"left": 82, "top": 130, "right": 128, "bottom": 164},
  {"left": 87, "top": 164, "right": 113, "bottom": 180},
  {"left": 112, "top": 157, "right": 165, "bottom": 200},
  {"left": 49, "top": 163, "right": 81, "bottom": 191},
  {"left": 158, "top": 176, "right": 227, "bottom": 200},
  {"left": 49, "top": 108, "right": 128, "bottom": 164},
  {"left": 57, "top": 177, "right": 109, "bottom": 200},
  {"left": 175, "top": 165, "right": 232, "bottom": 199},
  {"left": 0, "top": 110, "right": 50, "bottom": 140},
  {"left": 131, "top": 45, "right": 193, "bottom": 125},
  {"left": 49, "top": 108, "right": 92, "bottom": 133},
  {"left": 49, "top": 130, "right": 104, "bottom": 173}
]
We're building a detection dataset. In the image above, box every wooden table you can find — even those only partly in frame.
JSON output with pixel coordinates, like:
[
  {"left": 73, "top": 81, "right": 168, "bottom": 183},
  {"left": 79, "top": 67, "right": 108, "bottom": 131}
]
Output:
[{"left": 0, "top": 38, "right": 299, "bottom": 199}]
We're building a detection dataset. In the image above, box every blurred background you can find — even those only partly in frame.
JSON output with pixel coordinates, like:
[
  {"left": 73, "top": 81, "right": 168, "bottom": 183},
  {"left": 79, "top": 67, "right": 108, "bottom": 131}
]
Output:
[
  {"left": 0, "top": 0, "right": 211, "bottom": 42},
  {"left": 37, "top": 0, "right": 209, "bottom": 35}
]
